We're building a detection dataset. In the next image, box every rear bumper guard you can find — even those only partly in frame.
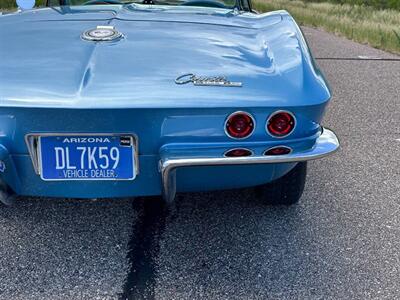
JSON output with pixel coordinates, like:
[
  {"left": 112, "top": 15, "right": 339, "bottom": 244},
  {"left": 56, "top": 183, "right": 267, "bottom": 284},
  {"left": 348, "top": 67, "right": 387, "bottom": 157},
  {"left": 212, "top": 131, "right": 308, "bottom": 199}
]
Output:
[{"left": 159, "top": 128, "right": 339, "bottom": 203}]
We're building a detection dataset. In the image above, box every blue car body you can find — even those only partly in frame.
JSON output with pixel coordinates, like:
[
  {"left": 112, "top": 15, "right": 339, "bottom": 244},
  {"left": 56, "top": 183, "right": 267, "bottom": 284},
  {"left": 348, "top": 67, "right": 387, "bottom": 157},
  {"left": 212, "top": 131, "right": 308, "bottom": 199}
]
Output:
[{"left": 0, "top": 4, "right": 339, "bottom": 202}]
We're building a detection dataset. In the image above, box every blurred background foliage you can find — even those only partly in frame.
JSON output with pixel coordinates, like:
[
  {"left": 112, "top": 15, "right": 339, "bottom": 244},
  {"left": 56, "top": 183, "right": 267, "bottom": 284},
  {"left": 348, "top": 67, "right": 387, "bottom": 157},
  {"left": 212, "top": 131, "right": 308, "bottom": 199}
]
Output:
[
  {"left": 305, "top": 0, "right": 400, "bottom": 11},
  {"left": 1, "top": 0, "right": 46, "bottom": 9},
  {"left": 0, "top": 0, "right": 399, "bottom": 10}
]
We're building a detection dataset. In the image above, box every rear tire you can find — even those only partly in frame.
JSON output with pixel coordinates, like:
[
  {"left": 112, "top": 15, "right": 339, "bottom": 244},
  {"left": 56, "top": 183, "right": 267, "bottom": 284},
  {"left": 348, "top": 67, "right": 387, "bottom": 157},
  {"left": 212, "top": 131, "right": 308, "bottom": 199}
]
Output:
[{"left": 255, "top": 162, "right": 307, "bottom": 205}]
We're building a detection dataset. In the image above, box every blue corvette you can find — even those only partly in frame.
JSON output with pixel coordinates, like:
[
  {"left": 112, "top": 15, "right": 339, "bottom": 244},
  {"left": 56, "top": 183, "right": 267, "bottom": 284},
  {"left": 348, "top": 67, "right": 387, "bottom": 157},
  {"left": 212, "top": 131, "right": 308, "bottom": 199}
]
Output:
[{"left": 0, "top": 0, "right": 339, "bottom": 205}]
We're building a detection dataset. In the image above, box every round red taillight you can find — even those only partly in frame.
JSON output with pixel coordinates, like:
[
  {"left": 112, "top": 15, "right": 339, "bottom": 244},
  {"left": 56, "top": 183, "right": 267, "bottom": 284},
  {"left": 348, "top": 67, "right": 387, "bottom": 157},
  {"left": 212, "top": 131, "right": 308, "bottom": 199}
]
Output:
[
  {"left": 225, "top": 112, "right": 255, "bottom": 139},
  {"left": 264, "top": 146, "right": 292, "bottom": 156},
  {"left": 266, "top": 111, "right": 295, "bottom": 137},
  {"left": 224, "top": 148, "right": 253, "bottom": 157}
]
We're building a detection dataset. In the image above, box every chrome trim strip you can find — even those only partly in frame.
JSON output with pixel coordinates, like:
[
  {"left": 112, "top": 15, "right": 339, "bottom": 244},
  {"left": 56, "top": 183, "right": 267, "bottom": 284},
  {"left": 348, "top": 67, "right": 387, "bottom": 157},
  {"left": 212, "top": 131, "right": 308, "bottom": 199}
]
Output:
[
  {"left": 25, "top": 133, "right": 139, "bottom": 177},
  {"left": 224, "top": 111, "right": 256, "bottom": 140},
  {"left": 160, "top": 128, "right": 339, "bottom": 203},
  {"left": 265, "top": 110, "right": 297, "bottom": 139},
  {"left": 25, "top": 135, "right": 40, "bottom": 174}
]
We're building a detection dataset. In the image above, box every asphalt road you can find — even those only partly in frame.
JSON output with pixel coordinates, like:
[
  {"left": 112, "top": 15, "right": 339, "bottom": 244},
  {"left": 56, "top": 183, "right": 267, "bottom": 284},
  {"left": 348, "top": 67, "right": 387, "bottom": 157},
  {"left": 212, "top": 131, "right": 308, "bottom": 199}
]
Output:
[{"left": 0, "top": 27, "right": 399, "bottom": 300}]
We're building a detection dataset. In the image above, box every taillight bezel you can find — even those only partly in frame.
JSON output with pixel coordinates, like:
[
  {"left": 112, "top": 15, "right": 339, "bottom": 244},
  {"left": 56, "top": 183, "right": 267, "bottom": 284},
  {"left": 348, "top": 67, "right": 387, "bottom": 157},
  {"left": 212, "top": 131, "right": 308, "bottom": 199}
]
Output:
[
  {"left": 223, "top": 148, "right": 254, "bottom": 157},
  {"left": 224, "top": 111, "right": 256, "bottom": 140},
  {"left": 266, "top": 110, "right": 296, "bottom": 138},
  {"left": 263, "top": 146, "right": 293, "bottom": 156}
]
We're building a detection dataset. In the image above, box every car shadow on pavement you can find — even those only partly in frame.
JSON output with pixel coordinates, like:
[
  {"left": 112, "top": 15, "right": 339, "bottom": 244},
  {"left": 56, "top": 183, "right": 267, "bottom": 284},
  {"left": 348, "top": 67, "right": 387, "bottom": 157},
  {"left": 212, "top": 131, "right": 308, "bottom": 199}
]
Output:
[
  {"left": 0, "top": 197, "right": 134, "bottom": 299},
  {"left": 153, "top": 174, "right": 355, "bottom": 299}
]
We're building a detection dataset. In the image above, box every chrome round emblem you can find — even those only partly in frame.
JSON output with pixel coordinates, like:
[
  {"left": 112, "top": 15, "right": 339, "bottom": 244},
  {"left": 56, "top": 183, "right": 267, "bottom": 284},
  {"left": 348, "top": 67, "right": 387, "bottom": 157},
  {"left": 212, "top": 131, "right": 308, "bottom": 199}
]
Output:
[{"left": 82, "top": 26, "right": 123, "bottom": 42}]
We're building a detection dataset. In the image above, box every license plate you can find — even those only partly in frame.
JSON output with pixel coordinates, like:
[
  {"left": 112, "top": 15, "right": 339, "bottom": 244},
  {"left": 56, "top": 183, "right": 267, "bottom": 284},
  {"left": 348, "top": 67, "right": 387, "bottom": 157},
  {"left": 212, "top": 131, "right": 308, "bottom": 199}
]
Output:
[{"left": 39, "top": 135, "right": 136, "bottom": 181}]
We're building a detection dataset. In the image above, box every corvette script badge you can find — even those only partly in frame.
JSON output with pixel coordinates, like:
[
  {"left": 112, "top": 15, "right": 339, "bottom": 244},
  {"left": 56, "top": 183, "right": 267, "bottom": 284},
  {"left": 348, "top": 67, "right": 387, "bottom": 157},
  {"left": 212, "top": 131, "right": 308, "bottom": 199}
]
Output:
[{"left": 175, "top": 74, "right": 242, "bottom": 87}]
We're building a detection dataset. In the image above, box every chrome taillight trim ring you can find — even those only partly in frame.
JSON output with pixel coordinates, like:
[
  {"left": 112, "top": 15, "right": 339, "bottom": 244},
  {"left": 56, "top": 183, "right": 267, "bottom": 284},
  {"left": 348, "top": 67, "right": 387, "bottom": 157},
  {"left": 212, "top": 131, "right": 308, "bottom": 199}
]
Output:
[
  {"left": 224, "top": 111, "right": 256, "bottom": 140},
  {"left": 265, "top": 110, "right": 296, "bottom": 139}
]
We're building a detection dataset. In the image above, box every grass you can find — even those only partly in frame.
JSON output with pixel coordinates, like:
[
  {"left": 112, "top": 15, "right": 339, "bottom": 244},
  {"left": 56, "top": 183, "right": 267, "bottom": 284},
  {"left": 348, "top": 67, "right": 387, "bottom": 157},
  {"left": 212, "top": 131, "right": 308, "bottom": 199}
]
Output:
[
  {"left": 304, "top": 0, "right": 400, "bottom": 11},
  {"left": 253, "top": 0, "right": 400, "bottom": 54}
]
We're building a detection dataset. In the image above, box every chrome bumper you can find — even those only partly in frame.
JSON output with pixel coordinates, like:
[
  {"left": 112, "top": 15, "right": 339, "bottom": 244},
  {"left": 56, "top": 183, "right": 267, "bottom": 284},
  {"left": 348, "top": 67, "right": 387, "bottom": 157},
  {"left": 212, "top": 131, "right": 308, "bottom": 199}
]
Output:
[{"left": 159, "top": 128, "right": 339, "bottom": 203}]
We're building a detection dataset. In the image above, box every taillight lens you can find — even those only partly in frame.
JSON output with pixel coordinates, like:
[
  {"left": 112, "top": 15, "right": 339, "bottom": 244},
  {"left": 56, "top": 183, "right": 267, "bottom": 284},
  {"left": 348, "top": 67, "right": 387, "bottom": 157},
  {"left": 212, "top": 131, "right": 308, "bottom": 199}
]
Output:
[
  {"left": 224, "top": 148, "right": 253, "bottom": 157},
  {"left": 264, "top": 146, "right": 292, "bottom": 156},
  {"left": 266, "top": 111, "right": 295, "bottom": 137},
  {"left": 225, "top": 112, "right": 255, "bottom": 139}
]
